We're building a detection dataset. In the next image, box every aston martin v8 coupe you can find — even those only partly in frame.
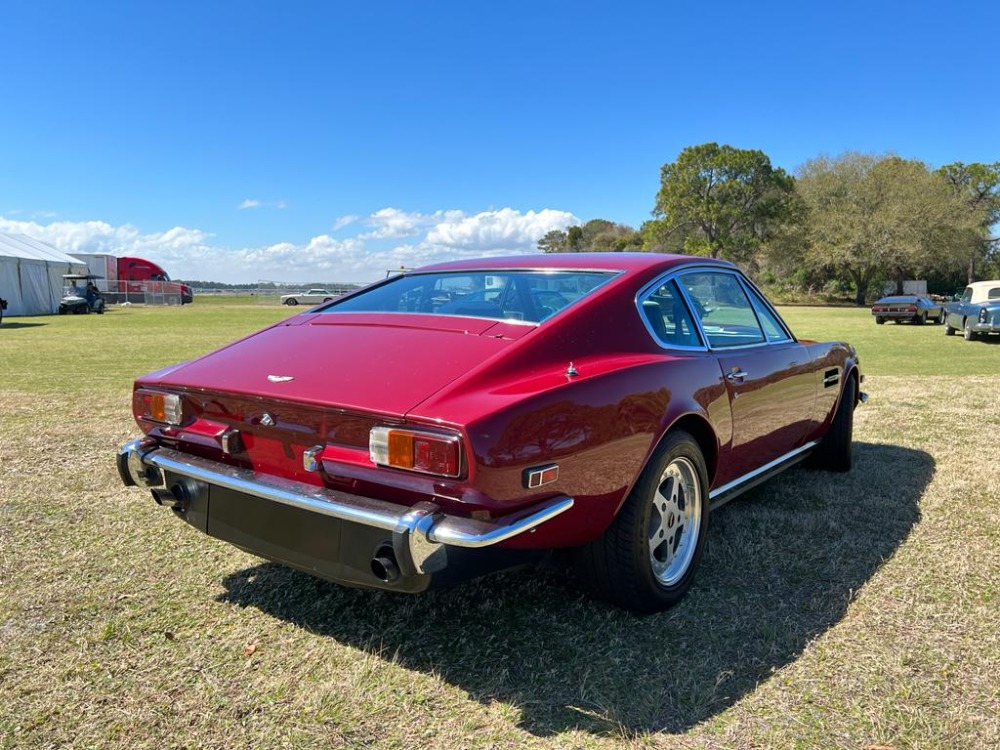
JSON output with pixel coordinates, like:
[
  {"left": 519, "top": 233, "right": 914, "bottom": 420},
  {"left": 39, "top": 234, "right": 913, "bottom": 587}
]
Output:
[{"left": 118, "top": 253, "right": 864, "bottom": 612}]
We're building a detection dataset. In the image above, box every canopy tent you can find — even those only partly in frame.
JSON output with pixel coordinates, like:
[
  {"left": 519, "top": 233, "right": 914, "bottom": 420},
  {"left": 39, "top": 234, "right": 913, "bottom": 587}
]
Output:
[{"left": 0, "top": 233, "right": 88, "bottom": 316}]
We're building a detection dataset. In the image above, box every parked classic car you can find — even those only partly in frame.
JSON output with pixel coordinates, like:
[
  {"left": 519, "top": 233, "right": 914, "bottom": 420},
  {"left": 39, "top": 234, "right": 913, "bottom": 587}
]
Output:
[
  {"left": 943, "top": 280, "right": 1000, "bottom": 340},
  {"left": 118, "top": 254, "right": 864, "bottom": 613},
  {"left": 870, "top": 295, "right": 945, "bottom": 325},
  {"left": 280, "top": 289, "right": 336, "bottom": 306}
]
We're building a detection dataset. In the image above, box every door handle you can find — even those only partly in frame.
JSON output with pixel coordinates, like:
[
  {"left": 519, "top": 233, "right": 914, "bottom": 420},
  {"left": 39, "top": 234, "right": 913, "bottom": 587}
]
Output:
[{"left": 726, "top": 368, "right": 748, "bottom": 383}]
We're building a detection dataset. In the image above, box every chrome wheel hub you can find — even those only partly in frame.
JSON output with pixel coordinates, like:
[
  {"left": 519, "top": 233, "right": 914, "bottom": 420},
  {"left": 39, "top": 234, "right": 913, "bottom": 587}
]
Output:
[{"left": 647, "top": 456, "right": 702, "bottom": 586}]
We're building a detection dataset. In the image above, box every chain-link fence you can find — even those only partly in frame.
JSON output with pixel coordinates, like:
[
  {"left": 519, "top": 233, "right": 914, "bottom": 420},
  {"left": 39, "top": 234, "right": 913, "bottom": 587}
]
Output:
[{"left": 102, "top": 280, "right": 184, "bottom": 306}]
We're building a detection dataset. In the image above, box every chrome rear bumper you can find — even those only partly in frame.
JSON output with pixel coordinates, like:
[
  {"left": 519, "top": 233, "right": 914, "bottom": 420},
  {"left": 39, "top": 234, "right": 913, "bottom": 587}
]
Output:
[{"left": 117, "top": 438, "right": 573, "bottom": 575}]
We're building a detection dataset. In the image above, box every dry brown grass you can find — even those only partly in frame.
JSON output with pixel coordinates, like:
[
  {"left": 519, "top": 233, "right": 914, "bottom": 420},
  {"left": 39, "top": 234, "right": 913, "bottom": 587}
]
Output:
[{"left": 1, "top": 306, "right": 998, "bottom": 749}]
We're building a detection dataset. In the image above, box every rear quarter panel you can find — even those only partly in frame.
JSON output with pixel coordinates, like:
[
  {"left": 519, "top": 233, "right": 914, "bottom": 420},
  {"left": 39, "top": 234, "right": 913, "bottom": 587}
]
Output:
[
  {"left": 800, "top": 341, "right": 857, "bottom": 441},
  {"left": 422, "top": 354, "right": 730, "bottom": 549}
]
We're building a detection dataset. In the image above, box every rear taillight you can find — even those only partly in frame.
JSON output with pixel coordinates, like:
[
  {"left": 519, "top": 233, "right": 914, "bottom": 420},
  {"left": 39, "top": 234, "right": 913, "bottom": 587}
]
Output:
[
  {"left": 134, "top": 389, "right": 184, "bottom": 425},
  {"left": 906, "top": 306, "right": 917, "bottom": 312},
  {"left": 369, "top": 427, "right": 462, "bottom": 477}
]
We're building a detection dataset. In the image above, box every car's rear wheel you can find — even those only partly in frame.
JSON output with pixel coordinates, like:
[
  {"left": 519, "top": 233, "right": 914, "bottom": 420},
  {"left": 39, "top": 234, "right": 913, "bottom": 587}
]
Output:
[
  {"left": 286, "top": 298, "right": 298, "bottom": 306},
  {"left": 916, "top": 311, "right": 927, "bottom": 325},
  {"left": 964, "top": 319, "right": 976, "bottom": 341},
  {"left": 576, "top": 430, "right": 709, "bottom": 614},
  {"left": 944, "top": 317, "right": 955, "bottom": 335},
  {"left": 875, "top": 317, "right": 885, "bottom": 325},
  {"left": 812, "top": 374, "right": 855, "bottom": 472}
]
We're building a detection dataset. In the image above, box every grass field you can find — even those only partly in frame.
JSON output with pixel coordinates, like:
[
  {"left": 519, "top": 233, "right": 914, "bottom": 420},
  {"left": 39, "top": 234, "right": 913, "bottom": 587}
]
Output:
[{"left": 1, "top": 303, "right": 998, "bottom": 749}]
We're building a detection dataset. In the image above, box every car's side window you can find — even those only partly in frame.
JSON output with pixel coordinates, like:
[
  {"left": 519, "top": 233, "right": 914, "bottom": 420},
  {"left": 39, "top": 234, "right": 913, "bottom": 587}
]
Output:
[
  {"left": 677, "top": 272, "right": 766, "bottom": 348},
  {"left": 745, "top": 285, "right": 792, "bottom": 343},
  {"left": 640, "top": 279, "right": 702, "bottom": 348},
  {"left": 988, "top": 287, "right": 1000, "bottom": 300}
]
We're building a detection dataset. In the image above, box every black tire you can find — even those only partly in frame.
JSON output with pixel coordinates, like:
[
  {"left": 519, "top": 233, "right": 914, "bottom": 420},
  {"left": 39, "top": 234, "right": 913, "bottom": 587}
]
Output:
[
  {"left": 916, "top": 312, "right": 926, "bottom": 325},
  {"left": 323, "top": 297, "right": 333, "bottom": 303},
  {"left": 575, "top": 430, "right": 710, "bottom": 614},
  {"left": 944, "top": 317, "right": 955, "bottom": 335},
  {"left": 285, "top": 298, "right": 298, "bottom": 306},
  {"left": 813, "top": 374, "right": 855, "bottom": 472},
  {"left": 963, "top": 319, "right": 976, "bottom": 341},
  {"left": 875, "top": 317, "right": 885, "bottom": 325}
]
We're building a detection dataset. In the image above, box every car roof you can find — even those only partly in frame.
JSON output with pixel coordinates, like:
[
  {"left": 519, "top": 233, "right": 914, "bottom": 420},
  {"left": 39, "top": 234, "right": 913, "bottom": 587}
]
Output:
[
  {"left": 876, "top": 295, "right": 919, "bottom": 302},
  {"left": 415, "top": 252, "right": 737, "bottom": 275},
  {"left": 967, "top": 280, "right": 1000, "bottom": 289}
]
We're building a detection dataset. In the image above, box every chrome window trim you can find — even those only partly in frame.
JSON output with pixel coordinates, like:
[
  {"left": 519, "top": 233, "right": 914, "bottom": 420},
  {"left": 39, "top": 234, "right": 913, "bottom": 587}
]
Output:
[{"left": 638, "top": 265, "right": 799, "bottom": 353}]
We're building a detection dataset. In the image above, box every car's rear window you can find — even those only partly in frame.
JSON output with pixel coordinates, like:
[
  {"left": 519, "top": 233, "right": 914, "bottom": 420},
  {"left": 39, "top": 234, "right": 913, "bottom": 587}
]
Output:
[{"left": 321, "top": 270, "right": 616, "bottom": 323}]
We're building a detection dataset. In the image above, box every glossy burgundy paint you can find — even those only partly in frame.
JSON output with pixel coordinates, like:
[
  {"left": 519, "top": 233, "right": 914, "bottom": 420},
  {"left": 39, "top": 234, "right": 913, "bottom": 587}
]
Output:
[{"left": 131, "top": 253, "right": 858, "bottom": 554}]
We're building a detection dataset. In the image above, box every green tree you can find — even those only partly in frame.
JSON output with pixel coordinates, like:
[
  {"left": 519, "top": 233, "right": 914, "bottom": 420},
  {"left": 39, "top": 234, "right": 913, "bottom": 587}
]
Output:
[
  {"left": 936, "top": 161, "right": 1000, "bottom": 283},
  {"left": 537, "top": 219, "right": 641, "bottom": 253},
  {"left": 796, "top": 153, "right": 976, "bottom": 304},
  {"left": 648, "top": 142, "right": 797, "bottom": 263}
]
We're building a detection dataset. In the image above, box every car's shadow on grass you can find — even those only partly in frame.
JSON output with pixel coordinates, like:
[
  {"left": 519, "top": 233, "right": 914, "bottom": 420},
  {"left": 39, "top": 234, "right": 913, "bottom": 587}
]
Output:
[{"left": 217, "top": 441, "right": 929, "bottom": 737}]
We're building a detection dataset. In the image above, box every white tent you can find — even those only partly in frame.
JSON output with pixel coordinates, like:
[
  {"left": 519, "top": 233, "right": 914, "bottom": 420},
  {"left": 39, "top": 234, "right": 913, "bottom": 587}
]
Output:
[{"left": 0, "top": 233, "right": 88, "bottom": 316}]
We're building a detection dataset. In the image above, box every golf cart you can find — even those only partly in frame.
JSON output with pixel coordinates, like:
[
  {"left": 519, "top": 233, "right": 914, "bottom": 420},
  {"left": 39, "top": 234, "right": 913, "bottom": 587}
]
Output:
[{"left": 59, "top": 274, "right": 106, "bottom": 315}]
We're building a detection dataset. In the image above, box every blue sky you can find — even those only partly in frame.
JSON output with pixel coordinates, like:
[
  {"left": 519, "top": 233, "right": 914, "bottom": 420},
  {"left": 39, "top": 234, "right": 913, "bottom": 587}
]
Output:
[{"left": 1, "top": 0, "right": 997, "bottom": 282}]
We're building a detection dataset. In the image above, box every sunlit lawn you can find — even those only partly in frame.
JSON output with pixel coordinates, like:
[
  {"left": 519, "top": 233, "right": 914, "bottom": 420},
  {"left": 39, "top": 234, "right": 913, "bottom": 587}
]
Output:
[{"left": 1, "top": 301, "right": 997, "bottom": 748}]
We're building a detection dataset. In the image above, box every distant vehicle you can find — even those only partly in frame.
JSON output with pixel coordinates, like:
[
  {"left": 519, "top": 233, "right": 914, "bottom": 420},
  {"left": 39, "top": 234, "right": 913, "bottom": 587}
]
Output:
[
  {"left": 943, "top": 280, "right": 1000, "bottom": 340},
  {"left": 70, "top": 253, "right": 193, "bottom": 304},
  {"left": 281, "top": 289, "right": 337, "bottom": 306},
  {"left": 58, "top": 274, "right": 106, "bottom": 315},
  {"left": 870, "top": 295, "right": 945, "bottom": 325},
  {"left": 0, "top": 297, "right": 6, "bottom": 325}
]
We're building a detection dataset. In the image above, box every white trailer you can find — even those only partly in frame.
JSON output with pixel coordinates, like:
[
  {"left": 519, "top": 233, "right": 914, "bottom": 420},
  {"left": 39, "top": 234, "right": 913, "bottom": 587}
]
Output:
[{"left": 69, "top": 253, "right": 118, "bottom": 291}]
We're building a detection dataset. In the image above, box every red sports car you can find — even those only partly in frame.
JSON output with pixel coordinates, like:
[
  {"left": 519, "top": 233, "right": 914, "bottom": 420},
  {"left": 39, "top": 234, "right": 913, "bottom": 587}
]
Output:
[{"left": 118, "top": 253, "right": 864, "bottom": 613}]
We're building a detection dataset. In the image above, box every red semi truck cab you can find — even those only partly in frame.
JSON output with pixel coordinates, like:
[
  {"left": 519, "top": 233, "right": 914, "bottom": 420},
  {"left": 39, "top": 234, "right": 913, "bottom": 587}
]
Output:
[{"left": 119, "top": 257, "right": 193, "bottom": 304}]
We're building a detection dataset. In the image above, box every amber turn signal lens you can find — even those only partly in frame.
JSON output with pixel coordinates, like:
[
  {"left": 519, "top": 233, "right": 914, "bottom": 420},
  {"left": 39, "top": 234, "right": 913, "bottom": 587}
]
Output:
[
  {"left": 134, "top": 389, "right": 184, "bottom": 425},
  {"left": 369, "top": 426, "right": 462, "bottom": 477}
]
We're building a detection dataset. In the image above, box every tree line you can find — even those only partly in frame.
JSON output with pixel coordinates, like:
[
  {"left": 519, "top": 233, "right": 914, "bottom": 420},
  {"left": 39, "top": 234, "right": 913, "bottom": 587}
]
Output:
[{"left": 537, "top": 144, "right": 1000, "bottom": 304}]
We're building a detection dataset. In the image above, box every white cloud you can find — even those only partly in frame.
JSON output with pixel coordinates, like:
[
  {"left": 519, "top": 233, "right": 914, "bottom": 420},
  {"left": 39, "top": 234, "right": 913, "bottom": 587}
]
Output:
[
  {"left": 238, "top": 199, "right": 287, "bottom": 210},
  {"left": 426, "top": 208, "right": 579, "bottom": 252},
  {"left": 359, "top": 207, "right": 466, "bottom": 239},
  {"left": 331, "top": 214, "right": 360, "bottom": 231},
  {"left": 0, "top": 206, "right": 580, "bottom": 284}
]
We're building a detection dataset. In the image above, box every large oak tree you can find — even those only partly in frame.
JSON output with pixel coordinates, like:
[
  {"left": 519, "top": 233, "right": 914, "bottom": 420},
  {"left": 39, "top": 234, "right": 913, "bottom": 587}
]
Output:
[
  {"left": 796, "top": 153, "right": 977, "bottom": 304},
  {"left": 647, "top": 142, "right": 798, "bottom": 264}
]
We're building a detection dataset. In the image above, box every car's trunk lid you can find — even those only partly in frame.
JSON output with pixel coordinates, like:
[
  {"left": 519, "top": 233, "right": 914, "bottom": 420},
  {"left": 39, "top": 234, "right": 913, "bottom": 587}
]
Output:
[{"left": 145, "top": 313, "right": 532, "bottom": 418}]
